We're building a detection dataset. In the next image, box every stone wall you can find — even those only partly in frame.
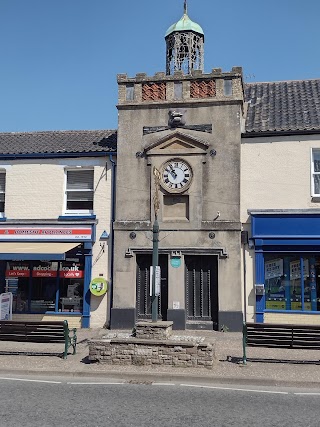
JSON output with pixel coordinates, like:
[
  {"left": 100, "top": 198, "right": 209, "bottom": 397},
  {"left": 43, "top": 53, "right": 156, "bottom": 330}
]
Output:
[
  {"left": 134, "top": 321, "right": 173, "bottom": 340},
  {"left": 89, "top": 338, "right": 214, "bottom": 369}
]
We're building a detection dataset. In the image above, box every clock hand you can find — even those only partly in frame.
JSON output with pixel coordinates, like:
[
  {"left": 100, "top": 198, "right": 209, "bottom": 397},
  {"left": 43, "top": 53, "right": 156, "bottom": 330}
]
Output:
[{"left": 168, "top": 164, "right": 177, "bottom": 178}]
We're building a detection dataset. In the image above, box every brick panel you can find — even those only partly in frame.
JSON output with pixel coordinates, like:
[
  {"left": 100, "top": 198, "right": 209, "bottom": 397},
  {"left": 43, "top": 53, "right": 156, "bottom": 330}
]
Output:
[
  {"left": 142, "top": 82, "right": 166, "bottom": 101},
  {"left": 190, "top": 80, "right": 216, "bottom": 98}
]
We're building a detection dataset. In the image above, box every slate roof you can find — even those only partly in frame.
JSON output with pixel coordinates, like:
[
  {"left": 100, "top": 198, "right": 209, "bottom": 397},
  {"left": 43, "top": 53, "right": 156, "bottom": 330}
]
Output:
[
  {"left": 0, "top": 129, "right": 117, "bottom": 156},
  {"left": 245, "top": 79, "right": 320, "bottom": 134}
]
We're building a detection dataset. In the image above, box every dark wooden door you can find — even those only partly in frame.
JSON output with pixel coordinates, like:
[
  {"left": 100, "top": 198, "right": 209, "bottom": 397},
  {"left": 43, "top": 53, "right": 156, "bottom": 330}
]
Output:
[
  {"left": 136, "top": 254, "right": 168, "bottom": 320},
  {"left": 185, "top": 255, "right": 218, "bottom": 329}
]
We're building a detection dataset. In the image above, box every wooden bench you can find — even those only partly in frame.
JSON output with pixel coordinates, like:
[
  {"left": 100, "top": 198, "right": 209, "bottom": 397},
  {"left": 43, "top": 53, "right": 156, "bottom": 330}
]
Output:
[
  {"left": 0, "top": 320, "right": 77, "bottom": 359},
  {"left": 242, "top": 322, "right": 320, "bottom": 365}
]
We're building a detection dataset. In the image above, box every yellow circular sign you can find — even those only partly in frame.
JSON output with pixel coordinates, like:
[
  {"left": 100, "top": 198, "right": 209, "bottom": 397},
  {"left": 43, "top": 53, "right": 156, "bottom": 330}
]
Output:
[{"left": 89, "top": 277, "right": 108, "bottom": 296}]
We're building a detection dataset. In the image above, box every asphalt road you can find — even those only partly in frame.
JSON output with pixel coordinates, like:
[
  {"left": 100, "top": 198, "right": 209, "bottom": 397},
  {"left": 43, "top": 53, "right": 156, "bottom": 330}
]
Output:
[{"left": 1, "top": 376, "right": 320, "bottom": 427}]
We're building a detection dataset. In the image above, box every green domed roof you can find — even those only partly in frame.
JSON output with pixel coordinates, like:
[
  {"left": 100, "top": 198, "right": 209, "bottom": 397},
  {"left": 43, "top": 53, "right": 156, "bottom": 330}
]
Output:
[{"left": 165, "top": 13, "right": 204, "bottom": 37}]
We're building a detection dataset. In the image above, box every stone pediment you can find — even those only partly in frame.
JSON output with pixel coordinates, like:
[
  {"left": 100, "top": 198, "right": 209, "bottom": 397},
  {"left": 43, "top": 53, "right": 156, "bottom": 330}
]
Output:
[{"left": 144, "top": 131, "right": 210, "bottom": 156}]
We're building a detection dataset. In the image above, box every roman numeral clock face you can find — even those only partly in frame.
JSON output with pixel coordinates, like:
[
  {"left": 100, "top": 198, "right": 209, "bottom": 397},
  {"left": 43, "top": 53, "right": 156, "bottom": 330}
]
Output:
[{"left": 161, "top": 159, "right": 193, "bottom": 193}]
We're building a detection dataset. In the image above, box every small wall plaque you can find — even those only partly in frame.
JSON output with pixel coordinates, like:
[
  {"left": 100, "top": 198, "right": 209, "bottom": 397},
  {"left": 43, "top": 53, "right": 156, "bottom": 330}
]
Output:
[{"left": 171, "top": 257, "right": 181, "bottom": 268}]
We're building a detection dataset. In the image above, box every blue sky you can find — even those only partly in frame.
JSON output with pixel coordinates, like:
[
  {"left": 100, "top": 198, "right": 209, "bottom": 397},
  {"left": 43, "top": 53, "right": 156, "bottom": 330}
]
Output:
[{"left": 0, "top": 0, "right": 319, "bottom": 132}]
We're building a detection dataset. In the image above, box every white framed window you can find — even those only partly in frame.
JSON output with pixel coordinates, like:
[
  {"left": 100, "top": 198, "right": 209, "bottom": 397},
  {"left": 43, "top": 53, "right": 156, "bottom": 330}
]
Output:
[
  {"left": 0, "top": 172, "right": 6, "bottom": 215},
  {"left": 311, "top": 149, "right": 320, "bottom": 197},
  {"left": 64, "top": 168, "right": 94, "bottom": 214}
]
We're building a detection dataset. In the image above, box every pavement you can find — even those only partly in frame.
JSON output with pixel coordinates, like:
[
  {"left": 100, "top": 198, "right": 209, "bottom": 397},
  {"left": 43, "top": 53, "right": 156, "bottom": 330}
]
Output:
[{"left": 1, "top": 328, "right": 320, "bottom": 388}]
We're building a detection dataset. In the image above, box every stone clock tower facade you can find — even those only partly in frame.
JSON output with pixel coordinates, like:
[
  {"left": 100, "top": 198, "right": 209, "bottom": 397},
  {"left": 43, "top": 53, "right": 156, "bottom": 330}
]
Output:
[{"left": 111, "top": 4, "right": 245, "bottom": 331}]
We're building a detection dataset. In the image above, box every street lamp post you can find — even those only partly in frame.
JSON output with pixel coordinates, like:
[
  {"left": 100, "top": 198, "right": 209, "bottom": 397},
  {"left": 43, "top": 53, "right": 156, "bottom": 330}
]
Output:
[
  {"left": 151, "top": 217, "right": 159, "bottom": 322},
  {"left": 151, "top": 167, "right": 161, "bottom": 322}
]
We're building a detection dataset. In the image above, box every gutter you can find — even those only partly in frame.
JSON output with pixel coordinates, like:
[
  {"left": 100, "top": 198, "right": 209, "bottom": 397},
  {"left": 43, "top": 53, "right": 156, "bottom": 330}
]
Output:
[
  {"left": 0, "top": 151, "right": 115, "bottom": 160},
  {"left": 242, "top": 129, "right": 320, "bottom": 139}
]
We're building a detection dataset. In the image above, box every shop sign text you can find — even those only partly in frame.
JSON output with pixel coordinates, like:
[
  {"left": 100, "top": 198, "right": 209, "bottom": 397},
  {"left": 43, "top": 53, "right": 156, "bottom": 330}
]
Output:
[{"left": 0, "top": 226, "right": 92, "bottom": 241}]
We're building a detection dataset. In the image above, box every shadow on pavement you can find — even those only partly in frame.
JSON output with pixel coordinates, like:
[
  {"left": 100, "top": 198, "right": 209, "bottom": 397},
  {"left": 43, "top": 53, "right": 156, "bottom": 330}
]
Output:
[
  {"left": 224, "top": 355, "right": 320, "bottom": 365},
  {"left": 80, "top": 355, "right": 98, "bottom": 364},
  {"left": 0, "top": 350, "right": 63, "bottom": 358}
]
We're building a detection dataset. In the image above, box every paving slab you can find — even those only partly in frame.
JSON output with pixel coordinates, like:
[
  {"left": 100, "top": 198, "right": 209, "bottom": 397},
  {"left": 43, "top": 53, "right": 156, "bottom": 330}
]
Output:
[{"left": 0, "top": 328, "right": 320, "bottom": 388}]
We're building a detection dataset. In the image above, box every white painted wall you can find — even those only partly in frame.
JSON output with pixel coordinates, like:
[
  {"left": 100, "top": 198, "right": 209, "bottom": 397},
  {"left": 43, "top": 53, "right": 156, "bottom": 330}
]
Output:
[
  {"left": 241, "top": 134, "right": 320, "bottom": 223},
  {"left": 0, "top": 156, "right": 113, "bottom": 328}
]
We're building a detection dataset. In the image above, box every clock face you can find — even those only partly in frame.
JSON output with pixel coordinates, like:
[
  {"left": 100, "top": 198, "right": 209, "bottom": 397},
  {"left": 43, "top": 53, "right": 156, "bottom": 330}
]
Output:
[{"left": 161, "top": 159, "right": 193, "bottom": 193}]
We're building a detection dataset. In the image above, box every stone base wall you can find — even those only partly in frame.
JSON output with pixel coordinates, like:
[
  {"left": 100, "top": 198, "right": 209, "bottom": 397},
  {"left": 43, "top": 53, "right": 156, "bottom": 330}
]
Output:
[{"left": 89, "top": 338, "right": 214, "bottom": 369}]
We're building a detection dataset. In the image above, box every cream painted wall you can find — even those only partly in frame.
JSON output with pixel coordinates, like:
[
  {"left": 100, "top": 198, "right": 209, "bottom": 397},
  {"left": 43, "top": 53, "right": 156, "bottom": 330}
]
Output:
[
  {"left": 241, "top": 134, "right": 320, "bottom": 322},
  {"left": 0, "top": 156, "right": 113, "bottom": 328},
  {"left": 241, "top": 134, "right": 320, "bottom": 223}
]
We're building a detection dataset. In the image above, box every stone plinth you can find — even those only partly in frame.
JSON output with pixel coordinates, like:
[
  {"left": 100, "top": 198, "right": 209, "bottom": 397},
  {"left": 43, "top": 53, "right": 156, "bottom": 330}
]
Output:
[
  {"left": 134, "top": 321, "right": 173, "bottom": 340},
  {"left": 88, "top": 337, "right": 215, "bottom": 369}
]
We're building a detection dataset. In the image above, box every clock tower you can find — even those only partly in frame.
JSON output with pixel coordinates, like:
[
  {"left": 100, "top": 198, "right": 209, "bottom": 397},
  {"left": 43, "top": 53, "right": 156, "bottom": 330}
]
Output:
[{"left": 111, "top": 2, "right": 245, "bottom": 332}]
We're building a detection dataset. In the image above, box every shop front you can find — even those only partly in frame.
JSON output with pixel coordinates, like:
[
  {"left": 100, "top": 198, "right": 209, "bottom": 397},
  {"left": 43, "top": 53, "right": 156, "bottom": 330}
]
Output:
[
  {"left": 0, "top": 223, "right": 94, "bottom": 328},
  {"left": 250, "top": 210, "right": 320, "bottom": 325}
]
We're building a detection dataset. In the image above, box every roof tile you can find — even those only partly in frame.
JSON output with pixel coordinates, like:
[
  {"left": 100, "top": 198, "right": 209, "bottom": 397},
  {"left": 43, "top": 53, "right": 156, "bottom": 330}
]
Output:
[
  {"left": 0, "top": 129, "right": 117, "bottom": 155},
  {"left": 245, "top": 79, "right": 320, "bottom": 134}
]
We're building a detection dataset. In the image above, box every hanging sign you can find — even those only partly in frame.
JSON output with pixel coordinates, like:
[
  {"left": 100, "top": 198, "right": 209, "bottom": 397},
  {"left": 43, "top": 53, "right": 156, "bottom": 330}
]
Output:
[
  {"left": 149, "top": 266, "right": 161, "bottom": 297},
  {"left": 89, "top": 277, "right": 108, "bottom": 296},
  {"left": 60, "top": 262, "right": 84, "bottom": 278},
  {"left": 59, "top": 270, "right": 84, "bottom": 278},
  {"left": 32, "top": 265, "right": 57, "bottom": 278},
  {"left": 32, "top": 270, "right": 57, "bottom": 278},
  {"left": 0, "top": 292, "right": 13, "bottom": 320},
  {"left": 5, "top": 269, "right": 29, "bottom": 277}
]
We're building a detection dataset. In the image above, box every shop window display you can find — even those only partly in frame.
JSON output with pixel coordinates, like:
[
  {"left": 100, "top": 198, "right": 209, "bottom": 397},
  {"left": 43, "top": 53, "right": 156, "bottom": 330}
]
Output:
[
  {"left": 30, "top": 261, "right": 58, "bottom": 312},
  {"left": 59, "top": 260, "right": 84, "bottom": 313},
  {"left": 264, "top": 254, "right": 315, "bottom": 311},
  {"left": 265, "top": 258, "right": 286, "bottom": 310},
  {"left": 4, "top": 258, "right": 84, "bottom": 314},
  {"left": 5, "top": 261, "right": 30, "bottom": 312}
]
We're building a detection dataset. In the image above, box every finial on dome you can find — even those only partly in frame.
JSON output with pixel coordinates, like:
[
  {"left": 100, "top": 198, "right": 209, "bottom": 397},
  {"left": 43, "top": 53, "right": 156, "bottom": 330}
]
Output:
[{"left": 184, "top": 0, "right": 188, "bottom": 15}]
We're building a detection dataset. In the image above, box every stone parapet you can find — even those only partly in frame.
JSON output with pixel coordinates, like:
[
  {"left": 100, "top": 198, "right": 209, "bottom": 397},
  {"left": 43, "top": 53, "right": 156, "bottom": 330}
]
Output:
[
  {"left": 117, "top": 67, "right": 244, "bottom": 105},
  {"left": 117, "top": 67, "right": 243, "bottom": 83},
  {"left": 89, "top": 337, "right": 215, "bottom": 369}
]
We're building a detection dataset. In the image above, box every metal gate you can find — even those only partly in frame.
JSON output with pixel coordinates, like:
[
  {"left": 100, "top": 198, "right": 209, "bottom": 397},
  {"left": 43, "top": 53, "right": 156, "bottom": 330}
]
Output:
[
  {"left": 185, "top": 255, "right": 218, "bottom": 328},
  {"left": 136, "top": 254, "right": 168, "bottom": 320}
]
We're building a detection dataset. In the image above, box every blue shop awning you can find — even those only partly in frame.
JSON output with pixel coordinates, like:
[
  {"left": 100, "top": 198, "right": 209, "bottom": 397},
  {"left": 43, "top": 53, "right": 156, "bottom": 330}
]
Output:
[{"left": 0, "top": 242, "right": 79, "bottom": 260}]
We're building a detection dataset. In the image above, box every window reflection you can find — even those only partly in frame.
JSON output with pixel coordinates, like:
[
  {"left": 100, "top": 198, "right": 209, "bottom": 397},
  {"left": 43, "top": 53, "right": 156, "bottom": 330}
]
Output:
[
  {"left": 4, "top": 254, "right": 85, "bottom": 314},
  {"left": 264, "top": 255, "right": 316, "bottom": 311}
]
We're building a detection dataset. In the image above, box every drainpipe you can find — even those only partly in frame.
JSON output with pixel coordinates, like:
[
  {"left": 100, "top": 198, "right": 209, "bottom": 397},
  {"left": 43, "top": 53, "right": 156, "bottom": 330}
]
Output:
[
  {"left": 241, "top": 231, "right": 248, "bottom": 324},
  {"left": 243, "top": 243, "right": 247, "bottom": 324},
  {"left": 108, "top": 153, "right": 116, "bottom": 327}
]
